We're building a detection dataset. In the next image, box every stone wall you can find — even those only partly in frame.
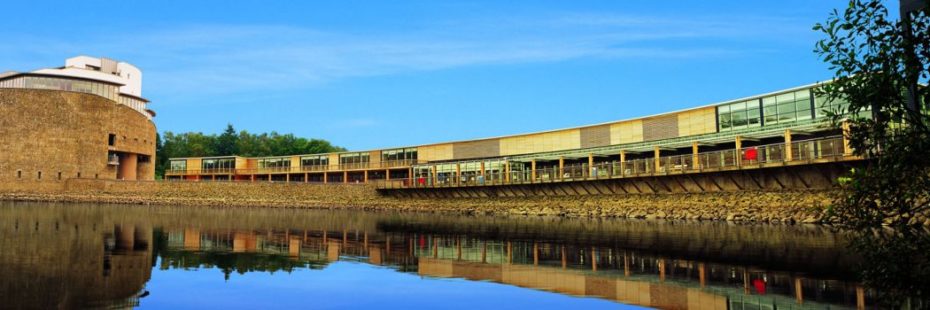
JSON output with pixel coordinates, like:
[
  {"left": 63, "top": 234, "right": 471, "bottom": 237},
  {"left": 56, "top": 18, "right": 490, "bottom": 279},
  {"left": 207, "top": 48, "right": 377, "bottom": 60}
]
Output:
[
  {"left": 0, "top": 178, "right": 858, "bottom": 225},
  {"left": 0, "top": 88, "right": 156, "bottom": 189}
]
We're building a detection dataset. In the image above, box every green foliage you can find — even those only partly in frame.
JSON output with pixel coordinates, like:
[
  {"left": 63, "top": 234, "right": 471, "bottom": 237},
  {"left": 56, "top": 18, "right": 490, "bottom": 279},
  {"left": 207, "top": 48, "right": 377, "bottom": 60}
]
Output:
[
  {"left": 155, "top": 124, "right": 346, "bottom": 176},
  {"left": 814, "top": 0, "right": 929, "bottom": 305},
  {"left": 814, "top": 0, "right": 929, "bottom": 229}
]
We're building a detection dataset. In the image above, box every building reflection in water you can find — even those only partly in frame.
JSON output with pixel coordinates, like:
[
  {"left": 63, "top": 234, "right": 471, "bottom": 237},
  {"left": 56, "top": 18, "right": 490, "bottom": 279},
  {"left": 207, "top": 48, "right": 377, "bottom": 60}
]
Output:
[
  {"left": 1, "top": 202, "right": 874, "bottom": 309},
  {"left": 0, "top": 209, "right": 152, "bottom": 309}
]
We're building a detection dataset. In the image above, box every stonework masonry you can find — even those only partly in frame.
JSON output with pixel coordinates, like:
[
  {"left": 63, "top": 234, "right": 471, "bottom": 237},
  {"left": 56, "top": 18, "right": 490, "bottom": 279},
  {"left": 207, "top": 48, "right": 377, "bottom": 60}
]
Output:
[
  {"left": 0, "top": 88, "right": 156, "bottom": 190},
  {"left": 0, "top": 178, "right": 901, "bottom": 225}
]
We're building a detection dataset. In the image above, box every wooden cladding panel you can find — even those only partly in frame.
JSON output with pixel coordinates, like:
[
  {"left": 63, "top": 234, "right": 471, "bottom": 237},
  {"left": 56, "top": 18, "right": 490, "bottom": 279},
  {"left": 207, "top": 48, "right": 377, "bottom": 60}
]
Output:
[
  {"left": 235, "top": 157, "right": 250, "bottom": 170},
  {"left": 499, "top": 129, "right": 581, "bottom": 156},
  {"left": 419, "top": 144, "right": 454, "bottom": 162},
  {"left": 609, "top": 120, "right": 643, "bottom": 145},
  {"left": 453, "top": 139, "right": 500, "bottom": 160},
  {"left": 642, "top": 114, "right": 679, "bottom": 141},
  {"left": 369, "top": 150, "right": 382, "bottom": 164},
  {"left": 580, "top": 125, "right": 611, "bottom": 148},
  {"left": 187, "top": 158, "right": 202, "bottom": 171},
  {"left": 290, "top": 156, "right": 301, "bottom": 169},
  {"left": 677, "top": 107, "right": 717, "bottom": 137}
]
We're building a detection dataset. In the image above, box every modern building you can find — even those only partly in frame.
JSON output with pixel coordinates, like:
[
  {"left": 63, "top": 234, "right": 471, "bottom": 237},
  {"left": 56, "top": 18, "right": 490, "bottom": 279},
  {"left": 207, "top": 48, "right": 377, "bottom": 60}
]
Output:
[
  {"left": 167, "top": 82, "right": 856, "bottom": 185},
  {"left": 0, "top": 56, "right": 156, "bottom": 189}
]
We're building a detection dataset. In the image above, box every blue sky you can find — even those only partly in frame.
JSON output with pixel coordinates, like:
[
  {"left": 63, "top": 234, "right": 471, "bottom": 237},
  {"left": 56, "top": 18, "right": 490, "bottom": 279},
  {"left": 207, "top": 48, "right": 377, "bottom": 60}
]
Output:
[{"left": 0, "top": 1, "right": 866, "bottom": 150}]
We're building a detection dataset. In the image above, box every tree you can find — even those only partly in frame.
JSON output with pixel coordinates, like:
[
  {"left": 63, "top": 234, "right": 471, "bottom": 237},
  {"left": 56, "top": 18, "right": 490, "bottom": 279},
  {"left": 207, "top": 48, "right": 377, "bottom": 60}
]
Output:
[
  {"left": 815, "top": 0, "right": 929, "bottom": 229},
  {"left": 215, "top": 124, "right": 239, "bottom": 156},
  {"left": 154, "top": 125, "right": 346, "bottom": 176},
  {"left": 814, "top": 0, "right": 929, "bottom": 305}
]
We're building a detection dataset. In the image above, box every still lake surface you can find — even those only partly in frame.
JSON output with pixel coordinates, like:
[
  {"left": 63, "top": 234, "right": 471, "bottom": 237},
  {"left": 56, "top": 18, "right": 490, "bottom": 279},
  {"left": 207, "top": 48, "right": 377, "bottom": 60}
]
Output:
[{"left": 0, "top": 201, "right": 868, "bottom": 309}]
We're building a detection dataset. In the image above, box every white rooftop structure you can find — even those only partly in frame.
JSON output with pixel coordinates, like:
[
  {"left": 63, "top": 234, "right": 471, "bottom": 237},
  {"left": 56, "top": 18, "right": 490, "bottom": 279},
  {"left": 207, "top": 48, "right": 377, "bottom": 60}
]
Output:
[{"left": 32, "top": 55, "right": 144, "bottom": 98}]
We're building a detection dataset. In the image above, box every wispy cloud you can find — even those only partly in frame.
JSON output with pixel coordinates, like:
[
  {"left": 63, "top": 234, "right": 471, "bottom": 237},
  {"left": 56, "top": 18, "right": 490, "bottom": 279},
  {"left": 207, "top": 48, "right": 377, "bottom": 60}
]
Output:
[{"left": 0, "top": 12, "right": 808, "bottom": 102}]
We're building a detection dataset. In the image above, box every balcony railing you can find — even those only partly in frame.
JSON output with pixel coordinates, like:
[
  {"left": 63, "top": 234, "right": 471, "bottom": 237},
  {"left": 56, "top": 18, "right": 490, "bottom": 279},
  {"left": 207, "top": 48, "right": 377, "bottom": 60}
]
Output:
[
  {"left": 375, "top": 136, "right": 856, "bottom": 189},
  {"left": 164, "top": 160, "right": 421, "bottom": 175}
]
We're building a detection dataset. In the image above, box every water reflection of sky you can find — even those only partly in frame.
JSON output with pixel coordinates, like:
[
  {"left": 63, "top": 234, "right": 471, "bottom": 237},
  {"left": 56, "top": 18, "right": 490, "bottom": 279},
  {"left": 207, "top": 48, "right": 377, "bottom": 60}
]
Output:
[
  {"left": 141, "top": 259, "right": 636, "bottom": 309},
  {"left": 0, "top": 202, "right": 872, "bottom": 309}
]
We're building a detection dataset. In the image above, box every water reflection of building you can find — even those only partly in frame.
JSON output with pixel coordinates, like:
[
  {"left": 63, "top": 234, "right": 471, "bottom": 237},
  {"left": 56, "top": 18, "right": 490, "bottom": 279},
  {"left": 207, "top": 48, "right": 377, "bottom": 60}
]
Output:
[
  {"left": 163, "top": 227, "right": 867, "bottom": 309},
  {"left": 0, "top": 203, "right": 875, "bottom": 309},
  {"left": 0, "top": 210, "right": 153, "bottom": 309}
]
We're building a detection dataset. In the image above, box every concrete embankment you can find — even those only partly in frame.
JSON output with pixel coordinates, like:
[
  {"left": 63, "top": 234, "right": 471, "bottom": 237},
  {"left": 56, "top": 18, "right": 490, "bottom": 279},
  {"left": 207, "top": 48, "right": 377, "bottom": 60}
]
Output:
[{"left": 0, "top": 178, "right": 863, "bottom": 225}]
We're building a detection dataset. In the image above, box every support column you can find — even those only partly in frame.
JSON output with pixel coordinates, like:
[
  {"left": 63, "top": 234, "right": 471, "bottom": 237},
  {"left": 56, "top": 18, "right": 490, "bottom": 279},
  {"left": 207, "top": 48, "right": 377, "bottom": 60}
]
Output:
[
  {"left": 588, "top": 153, "right": 594, "bottom": 178},
  {"left": 386, "top": 169, "right": 390, "bottom": 180},
  {"left": 692, "top": 141, "right": 700, "bottom": 171},
  {"left": 623, "top": 253, "right": 630, "bottom": 276},
  {"left": 531, "top": 159, "right": 537, "bottom": 183},
  {"left": 481, "top": 242, "right": 487, "bottom": 263},
  {"left": 343, "top": 171, "right": 348, "bottom": 184},
  {"left": 794, "top": 277, "right": 804, "bottom": 304},
  {"left": 363, "top": 170, "right": 368, "bottom": 183},
  {"left": 784, "top": 129, "right": 793, "bottom": 162},
  {"left": 533, "top": 242, "right": 539, "bottom": 266},
  {"left": 304, "top": 172, "right": 308, "bottom": 183},
  {"left": 699, "top": 263, "right": 706, "bottom": 288},
  {"left": 479, "top": 162, "right": 485, "bottom": 178},
  {"left": 654, "top": 146, "right": 661, "bottom": 172},
  {"left": 842, "top": 121, "right": 852, "bottom": 155},
  {"left": 591, "top": 247, "right": 597, "bottom": 272},
  {"left": 323, "top": 171, "right": 328, "bottom": 184},
  {"left": 658, "top": 258, "right": 666, "bottom": 282},
  {"left": 286, "top": 173, "right": 290, "bottom": 183},
  {"left": 619, "top": 150, "right": 626, "bottom": 177},
  {"left": 504, "top": 161, "right": 511, "bottom": 183},
  {"left": 558, "top": 156, "right": 565, "bottom": 179},
  {"left": 735, "top": 135, "right": 743, "bottom": 167},
  {"left": 250, "top": 174, "right": 255, "bottom": 182},
  {"left": 505, "top": 241, "right": 511, "bottom": 264},
  {"left": 455, "top": 163, "right": 461, "bottom": 186},
  {"left": 431, "top": 165, "right": 438, "bottom": 186},
  {"left": 856, "top": 285, "right": 865, "bottom": 310}
]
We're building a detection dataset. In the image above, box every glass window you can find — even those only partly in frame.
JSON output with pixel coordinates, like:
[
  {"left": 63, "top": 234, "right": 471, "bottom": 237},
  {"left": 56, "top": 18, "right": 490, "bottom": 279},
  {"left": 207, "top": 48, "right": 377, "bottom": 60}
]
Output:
[
  {"left": 717, "top": 99, "right": 761, "bottom": 132},
  {"left": 169, "top": 160, "right": 187, "bottom": 171},
  {"left": 202, "top": 158, "right": 235, "bottom": 170},
  {"left": 300, "top": 155, "right": 328, "bottom": 167},
  {"left": 761, "top": 89, "right": 813, "bottom": 126},
  {"left": 258, "top": 157, "right": 290, "bottom": 169}
]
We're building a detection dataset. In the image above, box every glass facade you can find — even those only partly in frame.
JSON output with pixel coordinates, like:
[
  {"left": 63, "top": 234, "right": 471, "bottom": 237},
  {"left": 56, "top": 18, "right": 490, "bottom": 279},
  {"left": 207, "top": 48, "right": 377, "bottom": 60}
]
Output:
[
  {"left": 762, "top": 90, "right": 812, "bottom": 125},
  {"left": 814, "top": 93, "right": 871, "bottom": 120},
  {"left": 382, "top": 148, "right": 417, "bottom": 162},
  {"left": 258, "top": 157, "right": 290, "bottom": 171},
  {"left": 169, "top": 160, "right": 187, "bottom": 172},
  {"left": 340, "top": 152, "right": 370, "bottom": 169},
  {"left": 413, "top": 158, "right": 509, "bottom": 185},
  {"left": 202, "top": 158, "right": 235, "bottom": 172},
  {"left": 0, "top": 75, "right": 150, "bottom": 119},
  {"left": 300, "top": 155, "right": 328, "bottom": 166},
  {"left": 717, "top": 100, "right": 761, "bottom": 132}
]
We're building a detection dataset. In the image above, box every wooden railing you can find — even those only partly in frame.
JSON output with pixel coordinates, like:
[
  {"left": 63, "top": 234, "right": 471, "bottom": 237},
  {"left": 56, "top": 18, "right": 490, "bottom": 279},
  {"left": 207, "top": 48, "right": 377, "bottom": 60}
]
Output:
[{"left": 375, "top": 136, "right": 856, "bottom": 189}]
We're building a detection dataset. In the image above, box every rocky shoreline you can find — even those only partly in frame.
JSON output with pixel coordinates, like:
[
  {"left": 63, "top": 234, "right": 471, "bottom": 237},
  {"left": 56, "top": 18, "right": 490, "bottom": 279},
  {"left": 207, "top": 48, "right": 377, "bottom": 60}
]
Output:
[{"left": 0, "top": 179, "right": 854, "bottom": 225}]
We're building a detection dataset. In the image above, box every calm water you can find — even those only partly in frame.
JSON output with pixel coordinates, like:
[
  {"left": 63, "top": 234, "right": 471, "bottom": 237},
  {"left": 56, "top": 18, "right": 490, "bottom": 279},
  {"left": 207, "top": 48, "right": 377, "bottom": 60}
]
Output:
[{"left": 0, "top": 201, "right": 869, "bottom": 309}]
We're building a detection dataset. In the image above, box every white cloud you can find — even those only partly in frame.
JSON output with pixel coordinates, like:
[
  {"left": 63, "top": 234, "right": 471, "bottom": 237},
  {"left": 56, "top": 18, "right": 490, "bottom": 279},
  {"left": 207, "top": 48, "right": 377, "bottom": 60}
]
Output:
[{"left": 0, "top": 12, "right": 807, "bottom": 102}]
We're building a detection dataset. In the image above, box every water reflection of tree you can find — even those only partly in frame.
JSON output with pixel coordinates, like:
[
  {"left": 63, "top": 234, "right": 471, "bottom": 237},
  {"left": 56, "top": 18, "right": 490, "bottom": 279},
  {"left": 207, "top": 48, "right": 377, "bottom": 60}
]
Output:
[
  {"left": 151, "top": 231, "right": 326, "bottom": 281},
  {"left": 850, "top": 229, "right": 930, "bottom": 307},
  {"left": 814, "top": 0, "right": 929, "bottom": 307}
]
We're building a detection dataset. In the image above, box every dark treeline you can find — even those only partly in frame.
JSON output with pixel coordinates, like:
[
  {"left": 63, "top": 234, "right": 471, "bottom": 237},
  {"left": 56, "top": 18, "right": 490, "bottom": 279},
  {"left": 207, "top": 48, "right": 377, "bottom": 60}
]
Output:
[{"left": 155, "top": 124, "right": 346, "bottom": 177}]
